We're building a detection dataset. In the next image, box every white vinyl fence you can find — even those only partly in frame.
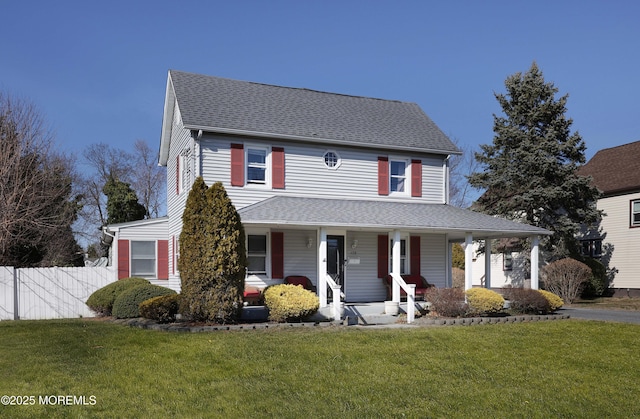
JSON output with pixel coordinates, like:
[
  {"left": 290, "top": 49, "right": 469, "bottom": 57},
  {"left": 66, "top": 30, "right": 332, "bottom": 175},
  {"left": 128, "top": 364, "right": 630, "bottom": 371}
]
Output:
[{"left": 0, "top": 266, "right": 116, "bottom": 320}]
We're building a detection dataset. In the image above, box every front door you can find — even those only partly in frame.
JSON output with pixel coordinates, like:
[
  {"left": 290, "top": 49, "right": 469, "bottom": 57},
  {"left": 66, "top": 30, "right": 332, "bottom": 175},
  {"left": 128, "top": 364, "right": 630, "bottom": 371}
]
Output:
[{"left": 326, "top": 235, "right": 345, "bottom": 295}]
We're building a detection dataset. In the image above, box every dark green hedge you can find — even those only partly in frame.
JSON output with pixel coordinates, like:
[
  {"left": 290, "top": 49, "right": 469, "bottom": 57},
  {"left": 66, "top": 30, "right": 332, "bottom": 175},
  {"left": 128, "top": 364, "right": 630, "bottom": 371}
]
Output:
[
  {"left": 86, "top": 277, "right": 150, "bottom": 316},
  {"left": 112, "top": 284, "right": 177, "bottom": 319}
]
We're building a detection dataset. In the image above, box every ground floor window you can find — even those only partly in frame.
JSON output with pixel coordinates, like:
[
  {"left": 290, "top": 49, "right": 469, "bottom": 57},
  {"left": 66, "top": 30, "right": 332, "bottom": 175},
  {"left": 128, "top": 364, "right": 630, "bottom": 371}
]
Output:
[
  {"left": 131, "top": 241, "right": 156, "bottom": 278},
  {"left": 390, "top": 239, "right": 407, "bottom": 274},
  {"left": 581, "top": 239, "right": 602, "bottom": 258},
  {"left": 247, "top": 234, "right": 267, "bottom": 274}
]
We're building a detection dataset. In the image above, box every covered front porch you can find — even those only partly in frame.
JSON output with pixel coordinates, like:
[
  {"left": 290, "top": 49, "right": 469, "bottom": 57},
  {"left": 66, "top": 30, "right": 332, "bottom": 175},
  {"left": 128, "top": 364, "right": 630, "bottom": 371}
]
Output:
[{"left": 238, "top": 196, "right": 551, "bottom": 323}]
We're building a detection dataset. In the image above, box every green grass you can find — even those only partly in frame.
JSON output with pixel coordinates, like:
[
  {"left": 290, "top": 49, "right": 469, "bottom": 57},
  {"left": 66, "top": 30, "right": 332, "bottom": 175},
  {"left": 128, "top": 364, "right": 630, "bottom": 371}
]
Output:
[{"left": 1, "top": 319, "right": 639, "bottom": 418}]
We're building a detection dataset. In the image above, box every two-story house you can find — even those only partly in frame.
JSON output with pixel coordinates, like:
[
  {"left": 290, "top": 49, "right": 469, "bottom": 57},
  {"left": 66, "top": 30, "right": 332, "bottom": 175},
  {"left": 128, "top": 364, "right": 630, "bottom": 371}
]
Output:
[
  {"left": 578, "top": 140, "right": 640, "bottom": 295},
  {"left": 103, "top": 70, "right": 549, "bottom": 308}
]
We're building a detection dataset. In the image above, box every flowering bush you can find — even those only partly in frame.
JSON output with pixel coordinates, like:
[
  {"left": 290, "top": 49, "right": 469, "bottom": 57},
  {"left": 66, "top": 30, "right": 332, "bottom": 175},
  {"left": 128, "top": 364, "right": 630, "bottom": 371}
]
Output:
[
  {"left": 264, "top": 284, "right": 319, "bottom": 322},
  {"left": 465, "top": 288, "right": 505, "bottom": 315}
]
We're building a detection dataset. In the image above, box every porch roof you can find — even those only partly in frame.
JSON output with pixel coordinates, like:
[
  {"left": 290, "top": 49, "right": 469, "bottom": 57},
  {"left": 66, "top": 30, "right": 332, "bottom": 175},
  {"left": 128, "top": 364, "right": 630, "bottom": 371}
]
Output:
[{"left": 238, "top": 196, "right": 551, "bottom": 241}]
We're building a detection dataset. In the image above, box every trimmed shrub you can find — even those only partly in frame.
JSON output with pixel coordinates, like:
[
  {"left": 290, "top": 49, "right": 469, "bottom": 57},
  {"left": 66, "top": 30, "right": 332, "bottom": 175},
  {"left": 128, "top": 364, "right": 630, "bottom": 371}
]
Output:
[
  {"left": 465, "top": 288, "right": 505, "bottom": 315},
  {"left": 538, "top": 289, "right": 563, "bottom": 312},
  {"left": 112, "top": 284, "right": 177, "bottom": 319},
  {"left": 86, "top": 277, "right": 150, "bottom": 316},
  {"left": 542, "top": 258, "right": 591, "bottom": 303},
  {"left": 179, "top": 178, "right": 246, "bottom": 323},
  {"left": 139, "top": 294, "right": 181, "bottom": 323},
  {"left": 503, "top": 287, "right": 551, "bottom": 315},
  {"left": 424, "top": 287, "right": 468, "bottom": 317},
  {"left": 263, "top": 284, "right": 319, "bottom": 323}
]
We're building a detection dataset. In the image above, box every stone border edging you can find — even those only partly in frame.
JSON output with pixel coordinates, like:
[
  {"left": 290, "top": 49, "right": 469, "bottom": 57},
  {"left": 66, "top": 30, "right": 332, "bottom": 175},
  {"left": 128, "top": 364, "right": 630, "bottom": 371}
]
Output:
[{"left": 112, "top": 313, "right": 570, "bottom": 332}]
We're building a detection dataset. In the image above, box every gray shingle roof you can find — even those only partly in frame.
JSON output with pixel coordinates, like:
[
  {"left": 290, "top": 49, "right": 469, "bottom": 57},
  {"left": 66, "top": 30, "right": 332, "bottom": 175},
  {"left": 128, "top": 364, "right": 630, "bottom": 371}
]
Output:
[
  {"left": 169, "top": 70, "right": 459, "bottom": 154},
  {"left": 238, "top": 196, "right": 550, "bottom": 240}
]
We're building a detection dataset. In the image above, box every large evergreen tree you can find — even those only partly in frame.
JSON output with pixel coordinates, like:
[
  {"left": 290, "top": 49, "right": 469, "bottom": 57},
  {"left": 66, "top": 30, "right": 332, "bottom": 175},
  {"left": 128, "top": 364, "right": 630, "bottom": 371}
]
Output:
[
  {"left": 468, "top": 62, "right": 601, "bottom": 260},
  {"left": 179, "top": 178, "right": 246, "bottom": 323},
  {"left": 102, "top": 176, "right": 147, "bottom": 225}
]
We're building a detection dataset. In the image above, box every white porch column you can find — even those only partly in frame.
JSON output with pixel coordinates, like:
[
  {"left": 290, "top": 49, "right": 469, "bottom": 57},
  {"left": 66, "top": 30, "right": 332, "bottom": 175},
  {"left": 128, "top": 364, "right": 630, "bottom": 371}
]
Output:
[
  {"left": 464, "top": 233, "right": 473, "bottom": 291},
  {"left": 318, "top": 228, "right": 328, "bottom": 307},
  {"left": 530, "top": 235, "right": 540, "bottom": 290},
  {"left": 484, "top": 238, "right": 492, "bottom": 289},
  {"left": 392, "top": 230, "right": 401, "bottom": 302}
]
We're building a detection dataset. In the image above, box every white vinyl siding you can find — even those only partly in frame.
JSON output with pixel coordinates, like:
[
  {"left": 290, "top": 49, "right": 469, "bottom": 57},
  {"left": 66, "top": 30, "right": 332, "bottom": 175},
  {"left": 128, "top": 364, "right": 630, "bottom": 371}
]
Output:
[
  {"left": 199, "top": 135, "right": 447, "bottom": 209},
  {"left": 598, "top": 193, "right": 640, "bottom": 289}
]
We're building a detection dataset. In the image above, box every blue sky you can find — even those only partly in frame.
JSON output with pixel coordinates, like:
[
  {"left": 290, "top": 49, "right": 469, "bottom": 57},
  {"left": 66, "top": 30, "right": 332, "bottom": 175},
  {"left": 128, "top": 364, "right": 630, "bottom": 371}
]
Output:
[{"left": 2, "top": 0, "right": 639, "bottom": 173}]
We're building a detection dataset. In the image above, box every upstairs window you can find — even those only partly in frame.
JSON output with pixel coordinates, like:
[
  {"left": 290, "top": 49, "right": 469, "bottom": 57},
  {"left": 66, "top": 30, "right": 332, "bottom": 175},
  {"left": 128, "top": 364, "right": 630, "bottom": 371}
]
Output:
[
  {"left": 390, "top": 160, "right": 406, "bottom": 193},
  {"left": 247, "top": 148, "right": 267, "bottom": 184},
  {"left": 323, "top": 150, "right": 341, "bottom": 169},
  {"left": 632, "top": 200, "right": 640, "bottom": 227}
]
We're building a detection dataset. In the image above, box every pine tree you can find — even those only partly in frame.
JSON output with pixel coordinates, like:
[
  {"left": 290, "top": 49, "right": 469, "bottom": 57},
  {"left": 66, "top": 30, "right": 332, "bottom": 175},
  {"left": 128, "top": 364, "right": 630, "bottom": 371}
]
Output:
[
  {"left": 179, "top": 178, "right": 246, "bottom": 323},
  {"left": 468, "top": 62, "right": 601, "bottom": 260}
]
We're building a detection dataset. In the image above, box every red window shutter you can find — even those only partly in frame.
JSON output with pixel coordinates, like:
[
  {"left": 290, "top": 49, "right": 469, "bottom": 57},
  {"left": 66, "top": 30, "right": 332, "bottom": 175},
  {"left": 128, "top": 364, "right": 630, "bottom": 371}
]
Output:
[
  {"left": 377, "top": 235, "right": 389, "bottom": 278},
  {"left": 410, "top": 236, "right": 421, "bottom": 275},
  {"left": 117, "top": 239, "right": 130, "bottom": 279},
  {"left": 157, "top": 240, "right": 169, "bottom": 280},
  {"left": 176, "top": 155, "right": 180, "bottom": 195},
  {"left": 378, "top": 157, "right": 389, "bottom": 196},
  {"left": 272, "top": 147, "right": 285, "bottom": 189},
  {"left": 271, "top": 232, "right": 284, "bottom": 279},
  {"left": 411, "top": 159, "right": 422, "bottom": 197},
  {"left": 230, "top": 143, "right": 244, "bottom": 186}
]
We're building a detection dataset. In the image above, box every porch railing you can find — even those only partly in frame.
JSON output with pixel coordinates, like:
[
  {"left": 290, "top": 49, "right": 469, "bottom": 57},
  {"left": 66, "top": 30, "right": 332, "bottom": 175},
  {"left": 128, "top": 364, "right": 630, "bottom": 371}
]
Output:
[
  {"left": 324, "top": 274, "right": 343, "bottom": 321},
  {"left": 390, "top": 273, "right": 415, "bottom": 324}
]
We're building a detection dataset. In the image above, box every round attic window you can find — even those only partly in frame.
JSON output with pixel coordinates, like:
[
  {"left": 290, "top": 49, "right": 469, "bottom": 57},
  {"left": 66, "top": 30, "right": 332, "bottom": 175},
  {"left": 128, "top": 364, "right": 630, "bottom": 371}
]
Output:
[{"left": 323, "top": 150, "right": 341, "bottom": 169}]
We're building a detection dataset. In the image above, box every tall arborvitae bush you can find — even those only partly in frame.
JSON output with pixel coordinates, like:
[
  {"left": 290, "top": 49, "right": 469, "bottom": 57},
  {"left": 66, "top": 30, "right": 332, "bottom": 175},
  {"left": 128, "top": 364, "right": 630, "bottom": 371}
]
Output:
[{"left": 179, "top": 178, "right": 246, "bottom": 323}]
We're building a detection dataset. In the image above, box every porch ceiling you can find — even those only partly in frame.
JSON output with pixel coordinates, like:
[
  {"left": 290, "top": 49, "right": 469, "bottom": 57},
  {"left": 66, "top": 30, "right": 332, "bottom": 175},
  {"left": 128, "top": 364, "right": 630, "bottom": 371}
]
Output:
[{"left": 238, "top": 196, "right": 551, "bottom": 241}]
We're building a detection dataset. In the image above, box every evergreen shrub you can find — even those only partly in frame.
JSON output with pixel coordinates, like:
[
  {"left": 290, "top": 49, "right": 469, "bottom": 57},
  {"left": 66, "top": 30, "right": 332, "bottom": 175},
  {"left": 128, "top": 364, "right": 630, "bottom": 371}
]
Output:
[
  {"left": 263, "top": 284, "right": 319, "bottom": 322},
  {"left": 86, "top": 277, "right": 150, "bottom": 316},
  {"left": 503, "top": 287, "right": 551, "bottom": 314},
  {"left": 424, "top": 287, "right": 468, "bottom": 317},
  {"left": 179, "top": 178, "right": 246, "bottom": 323},
  {"left": 139, "top": 294, "right": 181, "bottom": 323},
  {"left": 581, "top": 257, "right": 608, "bottom": 298},
  {"left": 538, "top": 289, "right": 563, "bottom": 312},
  {"left": 112, "top": 284, "right": 176, "bottom": 319},
  {"left": 465, "top": 288, "right": 505, "bottom": 315}
]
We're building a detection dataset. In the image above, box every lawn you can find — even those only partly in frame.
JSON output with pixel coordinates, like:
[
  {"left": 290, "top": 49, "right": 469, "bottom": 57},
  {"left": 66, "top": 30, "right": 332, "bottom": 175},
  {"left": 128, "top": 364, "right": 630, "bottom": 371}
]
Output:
[{"left": 1, "top": 319, "right": 639, "bottom": 418}]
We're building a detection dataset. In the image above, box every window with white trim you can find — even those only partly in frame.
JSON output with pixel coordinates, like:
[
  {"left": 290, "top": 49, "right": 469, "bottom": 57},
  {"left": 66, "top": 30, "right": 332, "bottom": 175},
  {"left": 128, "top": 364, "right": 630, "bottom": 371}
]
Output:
[
  {"left": 177, "top": 149, "right": 192, "bottom": 194},
  {"left": 247, "top": 147, "right": 267, "bottom": 185},
  {"left": 247, "top": 234, "right": 267, "bottom": 274},
  {"left": 131, "top": 241, "right": 156, "bottom": 279},
  {"left": 323, "top": 150, "right": 341, "bottom": 169},
  {"left": 390, "top": 160, "right": 407, "bottom": 193},
  {"left": 632, "top": 200, "right": 640, "bottom": 227},
  {"left": 389, "top": 239, "right": 408, "bottom": 274}
]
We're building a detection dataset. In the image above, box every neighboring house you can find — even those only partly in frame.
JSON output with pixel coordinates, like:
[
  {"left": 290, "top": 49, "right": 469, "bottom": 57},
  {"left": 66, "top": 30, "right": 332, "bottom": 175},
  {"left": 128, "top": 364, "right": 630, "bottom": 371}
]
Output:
[
  {"left": 104, "top": 70, "right": 549, "bottom": 305},
  {"left": 578, "top": 140, "right": 640, "bottom": 295}
]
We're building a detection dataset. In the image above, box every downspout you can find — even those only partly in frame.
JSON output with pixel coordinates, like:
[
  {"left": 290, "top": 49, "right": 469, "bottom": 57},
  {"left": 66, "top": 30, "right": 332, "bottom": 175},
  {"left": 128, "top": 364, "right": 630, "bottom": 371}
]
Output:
[{"left": 102, "top": 227, "right": 118, "bottom": 280}]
